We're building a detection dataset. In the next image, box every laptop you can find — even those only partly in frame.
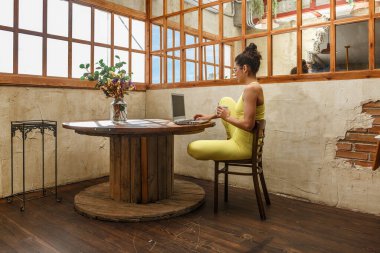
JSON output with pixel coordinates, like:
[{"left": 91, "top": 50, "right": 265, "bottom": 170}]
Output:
[{"left": 171, "top": 93, "right": 209, "bottom": 125}]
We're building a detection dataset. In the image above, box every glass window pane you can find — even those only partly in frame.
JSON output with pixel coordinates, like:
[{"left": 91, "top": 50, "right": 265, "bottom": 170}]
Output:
[
  {"left": 114, "top": 49, "right": 129, "bottom": 73},
  {"left": 204, "top": 45, "right": 218, "bottom": 64},
  {"left": 273, "top": 32, "right": 297, "bottom": 75},
  {"left": 47, "top": 0, "right": 68, "bottom": 37},
  {"left": 95, "top": 9, "right": 111, "bottom": 45},
  {"left": 72, "top": 43, "right": 90, "bottom": 78},
  {"left": 0, "top": 30, "right": 13, "bottom": 73},
  {"left": 224, "top": 44, "right": 231, "bottom": 67},
  {"left": 202, "top": 5, "right": 219, "bottom": 41},
  {"left": 224, "top": 41, "right": 243, "bottom": 79},
  {"left": 302, "top": 26, "right": 329, "bottom": 73},
  {"left": 94, "top": 46, "right": 111, "bottom": 67},
  {"left": 184, "top": 0, "right": 199, "bottom": 9},
  {"left": 376, "top": 19, "right": 380, "bottom": 69},
  {"left": 73, "top": 3, "right": 91, "bottom": 41},
  {"left": 186, "top": 61, "right": 196, "bottom": 81},
  {"left": 377, "top": 0, "right": 380, "bottom": 14},
  {"left": 167, "top": 57, "right": 173, "bottom": 83},
  {"left": 0, "top": 0, "right": 13, "bottom": 27},
  {"left": 174, "top": 59, "right": 180, "bottom": 82},
  {"left": 114, "top": 15, "right": 129, "bottom": 48},
  {"left": 302, "top": 0, "right": 330, "bottom": 26},
  {"left": 167, "top": 28, "right": 173, "bottom": 49},
  {"left": 273, "top": 0, "right": 296, "bottom": 31},
  {"left": 336, "top": 0, "right": 368, "bottom": 20},
  {"left": 250, "top": 37, "right": 267, "bottom": 77},
  {"left": 184, "top": 11, "right": 198, "bottom": 45},
  {"left": 223, "top": 2, "right": 239, "bottom": 38},
  {"left": 151, "top": 0, "right": 163, "bottom": 18},
  {"left": 167, "top": 0, "right": 180, "bottom": 14},
  {"left": 19, "top": 0, "right": 43, "bottom": 32},
  {"left": 224, "top": 67, "right": 231, "bottom": 79},
  {"left": 47, "top": 39, "right": 67, "bottom": 77},
  {"left": 203, "top": 64, "right": 216, "bottom": 80},
  {"left": 174, "top": 30, "right": 180, "bottom": 48},
  {"left": 152, "top": 23, "right": 162, "bottom": 51},
  {"left": 131, "top": 52, "right": 145, "bottom": 83},
  {"left": 131, "top": 19, "right": 145, "bottom": 50},
  {"left": 18, "top": 33, "right": 42, "bottom": 75},
  {"left": 186, "top": 48, "right": 196, "bottom": 60},
  {"left": 336, "top": 22, "right": 368, "bottom": 71},
  {"left": 152, "top": 56, "right": 161, "bottom": 84}
]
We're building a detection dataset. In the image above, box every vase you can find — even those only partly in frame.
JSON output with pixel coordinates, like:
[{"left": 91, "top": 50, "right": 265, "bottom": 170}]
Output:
[{"left": 110, "top": 98, "right": 127, "bottom": 124}]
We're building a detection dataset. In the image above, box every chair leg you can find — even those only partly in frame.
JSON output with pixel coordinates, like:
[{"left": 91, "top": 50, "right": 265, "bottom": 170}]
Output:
[
  {"left": 214, "top": 161, "right": 219, "bottom": 213},
  {"left": 259, "top": 169, "right": 271, "bottom": 206},
  {"left": 224, "top": 163, "right": 228, "bottom": 202},
  {"left": 252, "top": 169, "right": 266, "bottom": 220}
]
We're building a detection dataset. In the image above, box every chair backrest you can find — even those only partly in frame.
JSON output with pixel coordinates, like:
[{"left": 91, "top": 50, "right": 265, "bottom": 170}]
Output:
[
  {"left": 373, "top": 135, "right": 380, "bottom": 170},
  {"left": 251, "top": 120, "right": 266, "bottom": 167}
]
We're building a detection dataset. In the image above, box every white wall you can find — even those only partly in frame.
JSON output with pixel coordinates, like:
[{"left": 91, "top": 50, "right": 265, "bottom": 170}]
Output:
[
  {"left": 146, "top": 79, "right": 380, "bottom": 215},
  {"left": 0, "top": 87, "right": 145, "bottom": 197}
]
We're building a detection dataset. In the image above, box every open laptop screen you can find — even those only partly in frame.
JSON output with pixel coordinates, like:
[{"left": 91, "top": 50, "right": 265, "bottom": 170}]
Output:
[{"left": 171, "top": 93, "right": 186, "bottom": 121}]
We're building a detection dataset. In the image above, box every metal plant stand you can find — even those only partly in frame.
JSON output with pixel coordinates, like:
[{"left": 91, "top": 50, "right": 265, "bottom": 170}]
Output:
[{"left": 7, "top": 120, "right": 61, "bottom": 211}]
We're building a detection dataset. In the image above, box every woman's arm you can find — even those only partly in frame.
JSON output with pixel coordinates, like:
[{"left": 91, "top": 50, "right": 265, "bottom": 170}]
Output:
[
  {"left": 217, "top": 85, "right": 258, "bottom": 131},
  {"left": 193, "top": 113, "right": 218, "bottom": 121}
]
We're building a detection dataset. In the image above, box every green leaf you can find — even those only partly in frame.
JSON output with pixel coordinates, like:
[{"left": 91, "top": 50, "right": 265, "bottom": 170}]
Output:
[
  {"left": 115, "top": 55, "right": 120, "bottom": 59},
  {"left": 86, "top": 63, "right": 90, "bottom": 69},
  {"left": 79, "top": 64, "right": 85, "bottom": 69},
  {"left": 80, "top": 76, "right": 85, "bottom": 80}
]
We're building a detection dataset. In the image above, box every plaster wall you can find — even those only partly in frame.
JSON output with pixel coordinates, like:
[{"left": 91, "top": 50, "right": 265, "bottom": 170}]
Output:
[
  {"left": 0, "top": 87, "right": 145, "bottom": 198},
  {"left": 146, "top": 79, "right": 380, "bottom": 215}
]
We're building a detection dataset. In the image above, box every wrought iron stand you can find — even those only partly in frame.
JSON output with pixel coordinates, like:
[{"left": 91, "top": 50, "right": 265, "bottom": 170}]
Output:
[{"left": 7, "top": 120, "right": 61, "bottom": 211}]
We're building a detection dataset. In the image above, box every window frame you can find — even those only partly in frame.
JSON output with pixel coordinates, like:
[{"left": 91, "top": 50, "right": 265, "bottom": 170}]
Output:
[
  {"left": 148, "top": 0, "right": 380, "bottom": 90},
  {"left": 0, "top": 0, "right": 147, "bottom": 90}
]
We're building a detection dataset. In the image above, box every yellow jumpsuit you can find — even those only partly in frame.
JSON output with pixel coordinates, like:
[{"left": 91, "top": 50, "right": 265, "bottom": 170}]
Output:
[{"left": 187, "top": 94, "right": 265, "bottom": 160}]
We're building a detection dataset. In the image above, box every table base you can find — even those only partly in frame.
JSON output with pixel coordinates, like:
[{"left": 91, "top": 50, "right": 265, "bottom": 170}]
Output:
[{"left": 74, "top": 180, "right": 205, "bottom": 222}]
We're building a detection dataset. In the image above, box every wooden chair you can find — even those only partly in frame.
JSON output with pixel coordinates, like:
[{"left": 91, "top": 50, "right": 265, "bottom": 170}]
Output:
[
  {"left": 373, "top": 135, "right": 380, "bottom": 170},
  {"left": 213, "top": 120, "right": 270, "bottom": 220}
]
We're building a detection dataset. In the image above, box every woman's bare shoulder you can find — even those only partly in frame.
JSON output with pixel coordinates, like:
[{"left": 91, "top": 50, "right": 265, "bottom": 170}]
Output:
[{"left": 245, "top": 82, "right": 262, "bottom": 93}]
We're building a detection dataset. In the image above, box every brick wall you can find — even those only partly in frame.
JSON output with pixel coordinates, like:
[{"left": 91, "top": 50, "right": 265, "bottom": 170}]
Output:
[{"left": 336, "top": 101, "right": 380, "bottom": 168}]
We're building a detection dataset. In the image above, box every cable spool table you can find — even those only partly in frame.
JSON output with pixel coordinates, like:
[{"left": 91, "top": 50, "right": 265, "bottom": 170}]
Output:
[{"left": 62, "top": 119, "right": 215, "bottom": 221}]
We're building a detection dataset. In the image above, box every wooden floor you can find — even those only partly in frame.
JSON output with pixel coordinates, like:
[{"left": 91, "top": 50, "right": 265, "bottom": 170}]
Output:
[{"left": 0, "top": 176, "right": 379, "bottom": 253}]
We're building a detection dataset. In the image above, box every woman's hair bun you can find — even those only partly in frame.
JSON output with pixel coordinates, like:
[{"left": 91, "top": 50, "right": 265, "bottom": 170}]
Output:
[{"left": 246, "top": 43, "right": 257, "bottom": 52}]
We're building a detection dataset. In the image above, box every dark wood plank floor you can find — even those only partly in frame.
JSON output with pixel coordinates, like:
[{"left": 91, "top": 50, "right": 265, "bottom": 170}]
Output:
[{"left": 0, "top": 176, "right": 379, "bottom": 253}]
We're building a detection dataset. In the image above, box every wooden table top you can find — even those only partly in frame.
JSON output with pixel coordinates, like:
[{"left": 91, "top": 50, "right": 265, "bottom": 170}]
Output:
[{"left": 62, "top": 119, "right": 215, "bottom": 136}]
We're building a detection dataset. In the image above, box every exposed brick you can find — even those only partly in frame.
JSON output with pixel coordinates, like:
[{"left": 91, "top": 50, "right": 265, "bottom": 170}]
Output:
[
  {"left": 362, "top": 101, "right": 380, "bottom": 109},
  {"left": 345, "top": 133, "right": 378, "bottom": 143},
  {"left": 368, "top": 126, "right": 380, "bottom": 134},
  {"left": 369, "top": 152, "right": 377, "bottom": 161},
  {"left": 373, "top": 117, "right": 380, "bottom": 124},
  {"left": 337, "top": 142, "right": 352, "bottom": 151},
  {"left": 363, "top": 108, "right": 380, "bottom": 116},
  {"left": 348, "top": 128, "right": 368, "bottom": 133},
  {"left": 336, "top": 151, "right": 368, "bottom": 160},
  {"left": 353, "top": 160, "right": 373, "bottom": 168},
  {"left": 354, "top": 143, "right": 378, "bottom": 152}
]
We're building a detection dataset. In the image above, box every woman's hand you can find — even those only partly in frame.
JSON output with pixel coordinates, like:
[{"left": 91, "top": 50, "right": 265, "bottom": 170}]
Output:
[
  {"left": 216, "top": 106, "right": 230, "bottom": 120},
  {"left": 193, "top": 113, "right": 215, "bottom": 121}
]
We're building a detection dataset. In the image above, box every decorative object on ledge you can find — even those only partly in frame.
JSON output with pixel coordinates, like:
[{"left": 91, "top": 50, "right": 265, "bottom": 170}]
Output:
[
  {"left": 80, "top": 56, "right": 135, "bottom": 124},
  {"left": 7, "top": 120, "right": 61, "bottom": 211}
]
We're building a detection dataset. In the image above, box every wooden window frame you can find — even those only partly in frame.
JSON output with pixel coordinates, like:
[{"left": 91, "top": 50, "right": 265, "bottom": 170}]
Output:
[
  {"left": 148, "top": 0, "right": 380, "bottom": 90},
  {"left": 0, "top": 0, "right": 147, "bottom": 90}
]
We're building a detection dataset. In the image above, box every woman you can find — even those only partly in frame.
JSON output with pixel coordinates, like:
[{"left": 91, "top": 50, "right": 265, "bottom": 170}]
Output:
[{"left": 187, "top": 43, "right": 265, "bottom": 160}]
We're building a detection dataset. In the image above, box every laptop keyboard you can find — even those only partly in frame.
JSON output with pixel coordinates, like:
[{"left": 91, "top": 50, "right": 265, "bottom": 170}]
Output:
[{"left": 174, "top": 119, "right": 194, "bottom": 125}]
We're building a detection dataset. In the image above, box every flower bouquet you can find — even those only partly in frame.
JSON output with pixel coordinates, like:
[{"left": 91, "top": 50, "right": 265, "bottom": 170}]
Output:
[{"left": 80, "top": 56, "right": 135, "bottom": 124}]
